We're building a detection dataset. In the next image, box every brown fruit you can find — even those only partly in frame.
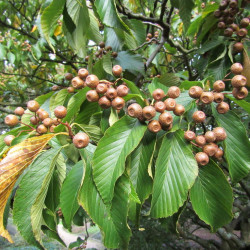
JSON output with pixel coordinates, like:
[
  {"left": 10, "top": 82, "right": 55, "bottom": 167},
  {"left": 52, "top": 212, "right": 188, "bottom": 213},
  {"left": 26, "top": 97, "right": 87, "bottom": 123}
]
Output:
[
  {"left": 36, "top": 108, "right": 44, "bottom": 116},
  {"left": 78, "top": 68, "right": 89, "bottom": 79},
  {"left": 225, "top": 17, "right": 234, "bottom": 24},
  {"left": 54, "top": 106, "right": 67, "bottom": 119},
  {"left": 4, "top": 114, "right": 19, "bottom": 126},
  {"left": 98, "top": 96, "right": 111, "bottom": 109},
  {"left": 73, "top": 132, "right": 89, "bottom": 148},
  {"left": 85, "top": 74, "right": 99, "bottom": 88},
  {"left": 112, "top": 97, "right": 125, "bottom": 110},
  {"left": 65, "top": 73, "right": 74, "bottom": 81},
  {"left": 232, "top": 87, "right": 248, "bottom": 99},
  {"left": 4, "top": 135, "right": 15, "bottom": 146},
  {"left": 195, "top": 135, "right": 206, "bottom": 146},
  {"left": 71, "top": 76, "right": 85, "bottom": 89},
  {"left": 233, "top": 42, "right": 244, "bottom": 53},
  {"left": 214, "top": 148, "right": 224, "bottom": 159},
  {"left": 229, "top": 0, "right": 238, "bottom": 8},
  {"left": 67, "top": 86, "right": 75, "bottom": 93},
  {"left": 173, "top": 104, "right": 185, "bottom": 116},
  {"left": 213, "top": 80, "right": 225, "bottom": 92},
  {"left": 214, "top": 10, "right": 222, "bottom": 18},
  {"left": 86, "top": 90, "right": 99, "bottom": 102},
  {"left": 117, "top": 84, "right": 129, "bottom": 97},
  {"left": 106, "top": 88, "right": 117, "bottom": 99},
  {"left": 27, "top": 100, "right": 40, "bottom": 112},
  {"left": 127, "top": 103, "right": 143, "bottom": 118},
  {"left": 112, "top": 65, "right": 123, "bottom": 77},
  {"left": 213, "top": 127, "right": 227, "bottom": 141},
  {"left": 218, "top": 21, "right": 226, "bottom": 29},
  {"left": 36, "top": 124, "right": 47, "bottom": 134},
  {"left": 184, "top": 130, "right": 196, "bottom": 141},
  {"left": 231, "top": 63, "right": 243, "bottom": 74},
  {"left": 164, "top": 98, "right": 176, "bottom": 111},
  {"left": 224, "top": 28, "right": 233, "bottom": 37},
  {"left": 154, "top": 101, "right": 166, "bottom": 113},
  {"left": 219, "top": 0, "right": 229, "bottom": 10},
  {"left": 216, "top": 102, "right": 229, "bottom": 114},
  {"left": 99, "top": 41, "right": 105, "bottom": 48},
  {"left": 152, "top": 88, "right": 165, "bottom": 101},
  {"left": 214, "top": 92, "right": 224, "bottom": 103},
  {"left": 52, "top": 85, "right": 59, "bottom": 91},
  {"left": 203, "top": 143, "right": 218, "bottom": 157},
  {"left": 96, "top": 83, "right": 108, "bottom": 94},
  {"left": 147, "top": 120, "right": 162, "bottom": 133},
  {"left": 43, "top": 117, "right": 53, "bottom": 127},
  {"left": 85, "top": 56, "right": 89, "bottom": 61},
  {"left": 111, "top": 52, "right": 118, "bottom": 58},
  {"left": 105, "top": 46, "right": 112, "bottom": 51},
  {"left": 237, "top": 28, "right": 248, "bottom": 38},
  {"left": 200, "top": 92, "right": 214, "bottom": 104},
  {"left": 147, "top": 33, "right": 152, "bottom": 38},
  {"left": 167, "top": 86, "right": 180, "bottom": 99},
  {"left": 38, "top": 111, "right": 49, "bottom": 121},
  {"left": 52, "top": 118, "right": 60, "bottom": 125},
  {"left": 158, "top": 112, "right": 173, "bottom": 126},
  {"left": 240, "top": 18, "right": 250, "bottom": 28},
  {"left": 14, "top": 107, "right": 25, "bottom": 116},
  {"left": 189, "top": 86, "right": 203, "bottom": 98},
  {"left": 230, "top": 23, "right": 239, "bottom": 31},
  {"left": 30, "top": 116, "right": 39, "bottom": 125},
  {"left": 192, "top": 111, "right": 206, "bottom": 123},
  {"left": 204, "top": 131, "right": 216, "bottom": 143},
  {"left": 195, "top": 152, "right": 209, "bottom": 166},
  {"left": 231, "top": 75, "right": 247, "bottom": 88},
  {"left": 142, "top": 106, "right": 156, "bottom": 120},
  {"left": 50, "top": 125, "right": 56, "bottom": 133}
]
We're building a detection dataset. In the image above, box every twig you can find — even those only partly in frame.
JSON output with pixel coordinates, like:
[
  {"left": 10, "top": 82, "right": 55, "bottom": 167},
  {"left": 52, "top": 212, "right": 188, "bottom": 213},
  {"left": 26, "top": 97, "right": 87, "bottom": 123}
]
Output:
[{"left": 0, "top": 107, "right": 15, "bottom": 114}]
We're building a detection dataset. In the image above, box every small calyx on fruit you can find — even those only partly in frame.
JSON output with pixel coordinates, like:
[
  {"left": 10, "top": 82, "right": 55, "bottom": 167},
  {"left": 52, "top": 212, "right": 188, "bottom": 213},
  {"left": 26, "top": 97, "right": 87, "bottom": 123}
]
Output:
[
  {"left": 189, "top": 86, "right": 203, "bottom": 99},
  {"left": 184, "top": 130, "right": 196, "bottom": 141},
  {"left": 147, "top": 120, "right": 162, "bottom": 133},
  {"left": 127, "top": 103, "right": 143, "bottom": 118},
  {"left": 152, "top": 88, "right": 165, "bottom": 101},
  {"left": 216, "top": 102, "right": 229, "bottom": 114},
  {"left": 71, "top": 76, "right": 85, "bottom": 89},
  {"left": 192, "top": 111, "right": 206, "bottom": 123},
  {"left": 195, "top": 152, "right": 209, "bottom": 166},
  {"left": 5, "top": 114, "right": 19, "bottom": 127},
  {"left": 78, "top": 68, "right": 89, "bottom": 79},
  {"left": 112, "top": 97, "right": 125, "bottom": 110},
  {"left": 213, "top": 80, "right": 225, "bottom": 92},
  {"left": 86, "top": 90, "right": 100, "bottom": 102},
  {"left": 142, "top": 106, "right": 156, "bottom": 120}
]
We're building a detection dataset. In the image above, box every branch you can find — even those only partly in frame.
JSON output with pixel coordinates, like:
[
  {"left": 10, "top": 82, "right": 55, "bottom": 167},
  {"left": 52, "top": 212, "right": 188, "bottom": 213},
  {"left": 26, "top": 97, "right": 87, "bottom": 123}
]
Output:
[
  {"left": 239, "top": 180, "right": 250, "bottom": 198},
  {"left": 0, "top": 107, "right": 15, "bottom": 114},
  {"left": 159, "top": 0, "right": 168, "bottom": 22}
]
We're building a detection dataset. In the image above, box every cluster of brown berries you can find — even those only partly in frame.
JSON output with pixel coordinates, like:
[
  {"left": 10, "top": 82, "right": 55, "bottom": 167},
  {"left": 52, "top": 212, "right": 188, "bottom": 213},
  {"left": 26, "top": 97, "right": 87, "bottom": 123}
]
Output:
[
  {"left": 21, "top": 41, "right": 32, "bottom": 52},
  {"left": 214, "top": 0, "right": 249, "bottom": 43},
  {"left": 184, "top": 127, "right": 227, "bottom": 166},
  {"left": 85, "top": 42, "right": 118, "bottom": 61},
  {"left": 128, "top": 86, "right": 185, "bottom": 133},
  {"left": 146, "top": 31, "right": 159, "bottom": 42},
  {"left": 4, "top": 100, "right": 90, "bottom": 149}
]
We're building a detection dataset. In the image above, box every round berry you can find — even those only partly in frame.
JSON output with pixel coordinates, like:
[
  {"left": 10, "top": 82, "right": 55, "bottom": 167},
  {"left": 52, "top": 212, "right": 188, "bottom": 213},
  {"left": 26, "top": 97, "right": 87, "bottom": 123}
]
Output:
[
  {"left": 14, "top": 107, "right": 25, "bottom": 116},
  {"left": 216, "top": 102, "right": 229, "bottom": 114},
  {"left": 106, "top": 88, "right": 117, "bottom": 100},
  {"left": 203, "top": 143, "right": 218, "bottom": 157},
  {"left": 112, "top": 97, "right": 125, "bottom": 110},
  {"left": 158, "top": 112, "right": 173, "bottom": 126},
  {"left": 204, "top": 131, "right": 216, "bottom": 143},
  {"left": 231, "top": 63, "right": 243, "bottom": 75},
  {"left": 27, "top": 100, "right": 40, "bottom": 112},
  {"left": 78, "top": 68, "right": 89, "bottom": 79},
  {"left": 147, "top": 120, "right": 162, "bottom": 133},
  {"left": 213, "top": 127, "right": 227, "bottom": 141},
  {"left": 38, "top": 111, "right": 49, "bottom": 121},
  {"left": 4, "top": 114, "right": 19, "bottom": 126},
  {"left": 142, "top": 106, "right": 156, "bottom": 120},
  {"left": 167, "top": 86, "right": 180, "bottom": 99},
  {"left": 85, "top": 74, "right": 99, "bottom": 88},
  {"left": 65, "top": 73, "right": 73, "bottom": 81},
  {"left": 213, "top": 92, "right": 224, "bottom": 103},
  {"left": 192, "top": 111, "right": 206, "bottom": 123},
  {"left": 117, "top": 84, "right": 129, "bottom": 97},
  {"left": 200, "top": 92, "right": 214, "bottom": 104},
  {"left": 184, "top": 130, "right": 196, "bottom": 141},
  {"left": 96, "top": 83, "right": 108, "bottom": 94},
  {"left": 231, "top": 75, "right": 247, "bottom": 88},
  {"left": 173, "top": 104, "right": 185, "bottom": 116},
  {"left": 36, "top": 124, "right": 48, "bottom": 134},
  {"left": 152, "top": 88, "right": 165, "bottom": 101},
  {"left": 98, "top": 96, "right": 111, "bottom": 109},
  {"left": 43, "top": 117, "right": 53, "bottom": 127},
  {"left": 164, "top": 98, "right": 176, "bottom": 111},
  {"left": 30, "top": 116, "right": 39, "bottom": 125},
  {"left": 214, "top": 148, "right": 224, "bottom": 160},
  {"left": 112, "top": 65, "right": 123, "bottom": 77},
  {"left": 73, "top": 132, "right": 89, "bottom": 148},
  {"left": 54, "top": 106, "right": 67, "bottom": 119},
  {"left": 67, "top": 86, "right": 75, "bottom": 93},
  {"left": 213, "top": 80, "right": 225, "bottom": 92},
  {"left": 127, "top": 103, "right": 143, "bottom": 118},
  {"left": 71, "top": 76, "right": 85, "bottom": 89},
  {"left": 154, "top": 101, "right": 166, "bottom": 113},
  {"left": 232, "top": 87, "right": 248, "bottom": 99},
  {"left": 195, "top": 135, "right": 206, "bottom": 146},
  {"left": 86, "top": 90, "right": 99, "bottom": 102},
  {"left": 189, "top": 86, "right": 203, "bottom": 99},
  {"left": 4, "top": 135, "right": 15, "bottom": 146},
  {"left": 195, "top": 152, "right": 209, "bottom": 166}
]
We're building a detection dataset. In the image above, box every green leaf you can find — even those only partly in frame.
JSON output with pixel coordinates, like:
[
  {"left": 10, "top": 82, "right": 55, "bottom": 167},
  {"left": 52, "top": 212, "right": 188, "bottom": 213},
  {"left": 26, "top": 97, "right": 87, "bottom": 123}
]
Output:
[
  {"left": 197, "top": 37, "right": 224, "bottom": 54},
  {"left": 73, "top": 123, "right": 103, "bottom": 143},
  {"left": 60, "top": 161, "right": 84, "bottom": 229},
  {"left": 94, "top": 0, "right": 130, "bottom": 33},
  {"left": 158, "top": 73, "right": 180, "bottom": 87},
  {"left": 114, "top": 51, "right": 144, "bottom": 75},
  {"left": 66, "top": 0, "right": 89, "bottom": 28},
  {"left": 78, "top": 148, "right": 120, "bottom": 248},
  {"left": 151, "top": 130, "right": 198, "bottom": 218},
  {"left": 13, "top": 147, "right": 62, "bottom": 249},
  {"left": 41, "top": 0, "right": 66, "bottom": 52},
  {"left": 226, "top": 95, "right": 250, "bottom": 114},
  {"left": 93, "top": 115, "right": 147, "bottom": 204},
  {"left": 86, "top": 10, "right": 103, "bottom": 43},
  {"left": 92, "top": 58, "right": 106, "bottom": 79},
  {"left": 212, "top": 108, "right": 250, "bottom": 182},
  {"left": 148, "top": 78, "right": 169, "bottom": 94},
  {"left": 0, "top": 44, "right": 6, "bottom": 59},
  {"left": 7, "top": 52, "right": 15, "bottom": 64},
  {"left": 104, "top": 27, "right": 124, "bottom": 51},
  {"left": 180, "top": 80, "right": 203, "bottom": 90},
  {"left": 49, "top": 89, "right": 69, "bottom": 118},
  {"left": 122, "top": 79, "right": 145, "bottom": 98},
  {"left": 109, "top": 107, "right": 119, "bottom": 126},
  {"left": 123, "top": 94, "right": 145, "bottom": 107},
  {"left": 190, "top": 160, "right": 233, "bottom": 232},
  {"left": 102, "top": 53, "right": 113, "bottom": 75}
]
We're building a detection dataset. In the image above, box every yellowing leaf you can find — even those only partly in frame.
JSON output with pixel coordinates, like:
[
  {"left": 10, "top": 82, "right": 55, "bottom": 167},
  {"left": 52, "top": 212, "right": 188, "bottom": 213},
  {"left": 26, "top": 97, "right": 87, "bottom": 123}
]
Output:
[
  {"left": 31, "top": 25, "right": 37, "bottom": 33},
  {"left": 13, "top": 15, "right": 21, "bottom": 28},
  {"left": 178, "top": 22, "right": 183, "bottom": 36},
  {"left": 54, "top": 25, "right": 62, "bottom": 36},
  {"left": 242, "top": 49, "right": 250, "bottom": 87},
  {"left": 0, "top": 134, "right": 55, "bottom": 243}
]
